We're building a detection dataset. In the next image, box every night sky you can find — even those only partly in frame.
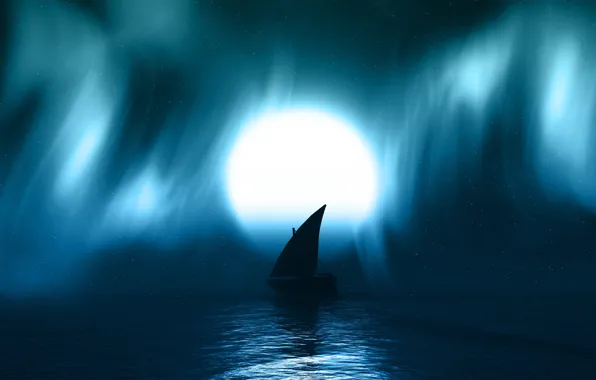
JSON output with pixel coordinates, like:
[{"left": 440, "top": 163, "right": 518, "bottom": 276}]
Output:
[{"left": 0, "top": 0, "right": 595, "bottom": 298}]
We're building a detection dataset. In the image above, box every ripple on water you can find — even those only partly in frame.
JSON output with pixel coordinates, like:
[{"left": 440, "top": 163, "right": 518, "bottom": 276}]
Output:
[{"left": 0, "top": 299, "right": 594, "bottom": 379}]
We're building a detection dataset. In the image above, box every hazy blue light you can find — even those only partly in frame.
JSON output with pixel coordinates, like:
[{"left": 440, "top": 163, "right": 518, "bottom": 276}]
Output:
[
  {"left": 54, "top": 72, "right": 114, "bottom": 198},
  {"left": 535, "top": 31, "right": 596, "bottom": 211},
  {"left": 102, "top": 166, "right": 170, "bottom": 236}
]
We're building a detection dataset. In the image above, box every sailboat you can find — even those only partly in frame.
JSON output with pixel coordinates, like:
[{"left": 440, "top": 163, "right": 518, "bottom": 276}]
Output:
[{"left": 267, "top": 204, "right": 338, "bottom": 298}]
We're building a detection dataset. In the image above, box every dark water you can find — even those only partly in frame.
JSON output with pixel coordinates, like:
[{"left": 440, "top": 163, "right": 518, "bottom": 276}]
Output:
[{"left": 0, "top": 298, "right": 594, "bottom": 379}]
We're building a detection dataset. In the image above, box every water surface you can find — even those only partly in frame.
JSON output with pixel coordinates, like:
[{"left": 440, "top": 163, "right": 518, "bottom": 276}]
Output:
[{"left": 0, "top": 298, "right": 594, "bottom": 379}]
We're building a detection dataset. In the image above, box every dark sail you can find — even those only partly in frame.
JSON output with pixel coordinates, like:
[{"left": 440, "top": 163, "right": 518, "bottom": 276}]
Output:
[{"left": 269, "top": 205, "right": 326, "bottom": 278}]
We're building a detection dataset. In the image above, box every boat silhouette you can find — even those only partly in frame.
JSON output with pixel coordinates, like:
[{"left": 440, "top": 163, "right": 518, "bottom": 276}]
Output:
[{"left": 267, "top": 204, "right": 338, "bottom": 298}]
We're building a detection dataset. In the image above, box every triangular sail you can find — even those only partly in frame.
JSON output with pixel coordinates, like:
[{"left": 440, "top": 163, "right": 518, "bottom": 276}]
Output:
[{"left": 269, "top": 205, "right": 326, "bottom": 278}]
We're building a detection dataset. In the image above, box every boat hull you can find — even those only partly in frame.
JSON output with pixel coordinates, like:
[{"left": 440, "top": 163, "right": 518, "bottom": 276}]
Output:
[{"left": 267, "top": 273, "right": 338, "bottom": 299}]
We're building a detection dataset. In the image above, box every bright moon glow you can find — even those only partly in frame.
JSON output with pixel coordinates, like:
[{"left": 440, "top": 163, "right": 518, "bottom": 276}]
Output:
[{"left": 226, "top": 109, "right": 379, "bottom": 226}]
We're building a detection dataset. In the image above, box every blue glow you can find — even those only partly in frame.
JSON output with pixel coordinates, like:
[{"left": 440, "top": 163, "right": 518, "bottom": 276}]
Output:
[
  {"left": 101, "top": 167, "right": 169, "bottom": 236},
  {"left": 535, "top": 31, "right": 596, "bottom": 211},
  {"left": 54, "top": 72, "right": 113, "bottom": 199}
]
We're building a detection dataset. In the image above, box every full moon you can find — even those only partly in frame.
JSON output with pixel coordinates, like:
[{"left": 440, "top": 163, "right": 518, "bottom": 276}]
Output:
[{"left": 225, "top": 109, "right": 379, "bottom": 227}]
